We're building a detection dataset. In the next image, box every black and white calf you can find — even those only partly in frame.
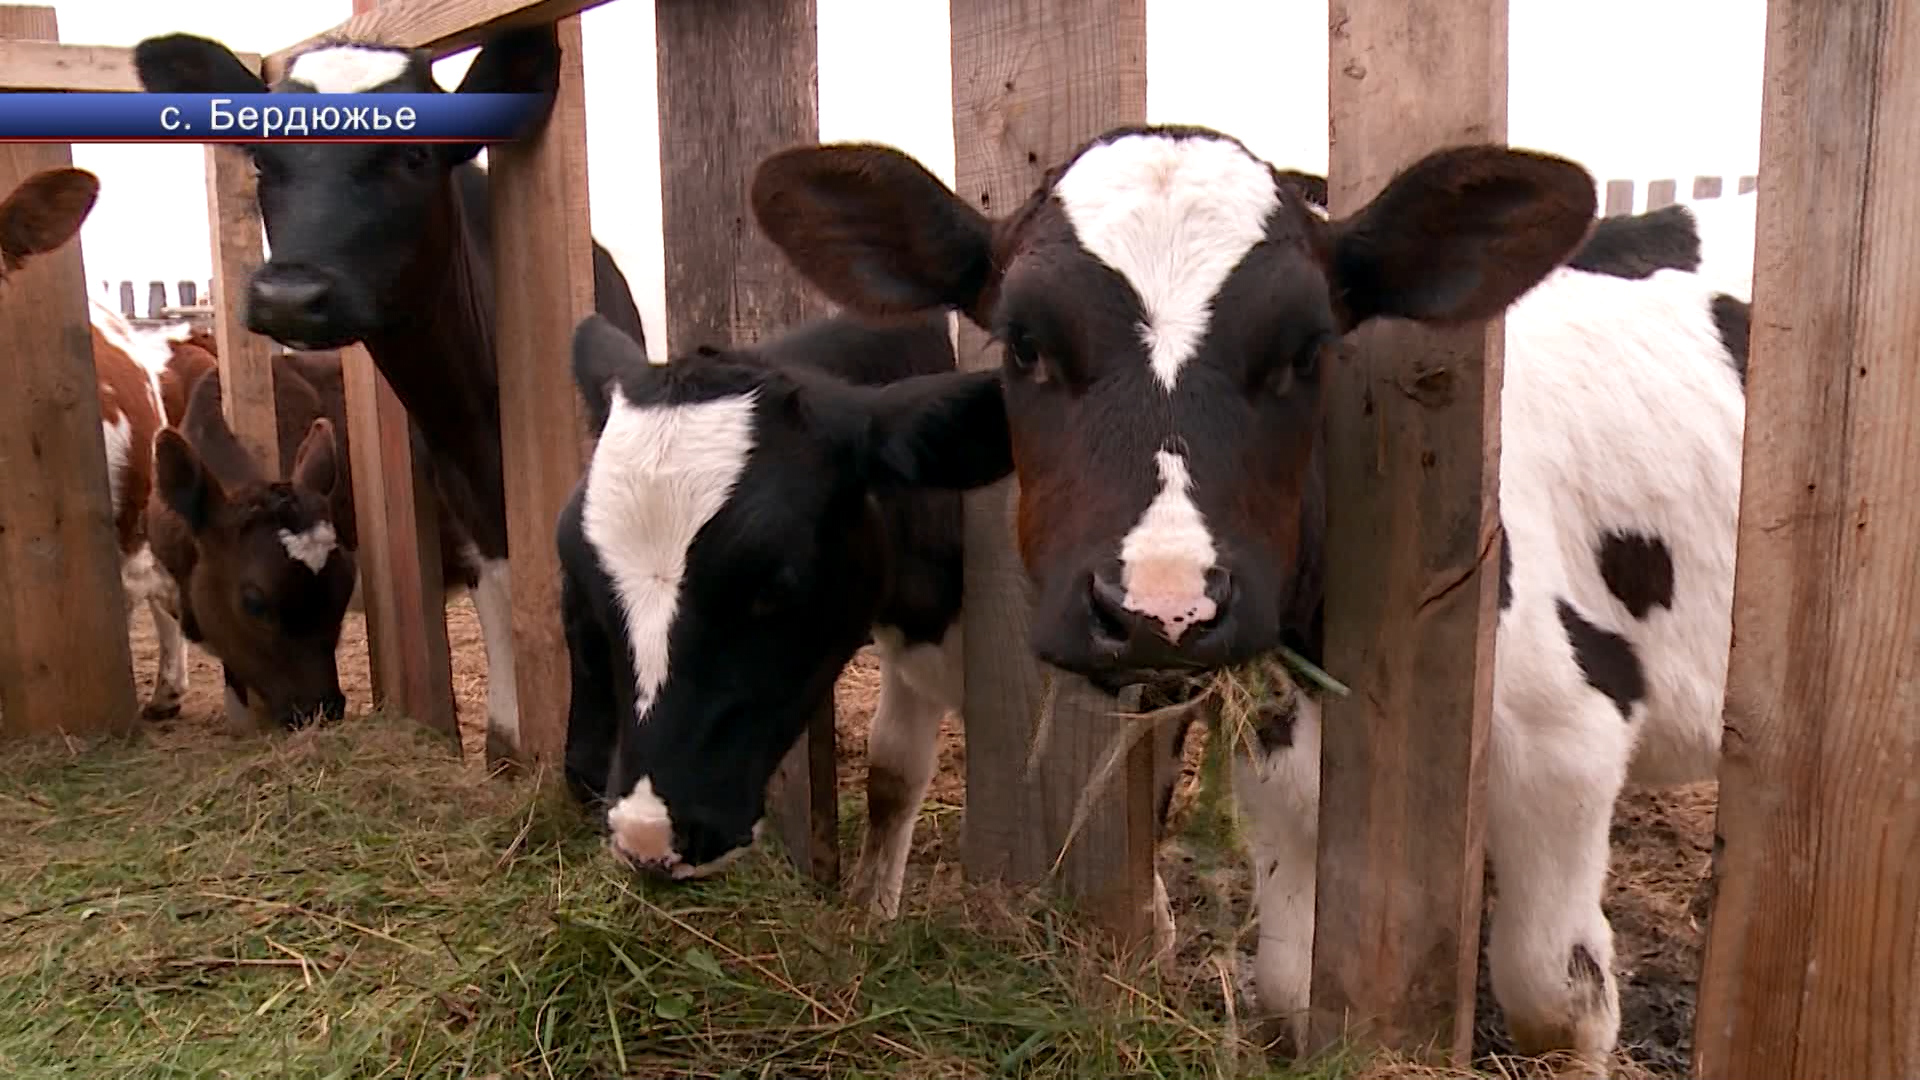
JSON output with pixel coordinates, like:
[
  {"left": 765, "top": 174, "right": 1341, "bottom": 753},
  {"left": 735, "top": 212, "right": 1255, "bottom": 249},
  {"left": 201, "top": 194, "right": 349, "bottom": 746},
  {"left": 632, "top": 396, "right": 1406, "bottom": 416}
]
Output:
[
  {"left": 558, "top": 313, "right": 1011, "bottom": 914},
  {"left": 750, "top": 125, "right": 1754, "bottom": 1069}
]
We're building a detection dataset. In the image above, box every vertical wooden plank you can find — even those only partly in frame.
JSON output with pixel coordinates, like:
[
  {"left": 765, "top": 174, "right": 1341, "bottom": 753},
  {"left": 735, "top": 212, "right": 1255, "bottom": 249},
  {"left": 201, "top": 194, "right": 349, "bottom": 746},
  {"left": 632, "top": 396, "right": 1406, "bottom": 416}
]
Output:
[
  {"left": 1694, "top": 174, "right": 1723, "bottom": 199},
  {"left": 1311, "top": 0, "right": 1504, "bottom": 1062},
  {"left": 0, "top": 4, "right": 139, "bottom": 739},
  {"left": 488, "top": 13, "right": 592, "bottom": 771},
  {"left": 1605, "top": 178, "right": 1635, "bottom": 216},
  {"left": 1693, "top": 0, "right": 1920, "bottom": 1076},
  {"left": 655, "top": 0, "right": 840, "bottom": 886},
  {"left": 145, "top": 281, "right": 164, "bottom": 318},
  {"left": 1739, "top": 174, "right": 1758, "bottom": 194},
  {"left": 204, "top": 143, "right": 279, "bottom": 473},
  {"left": 177, "top": 280, "right": 195, "bottom": 307},
  {"left": 117, "top": 279, "right": 133, "bottom": 315},
  {"left": 340, "top": 343, "right": 458, "bottom": 744},
  {"left": 949, "top": 0, "right": 1159, "bottom": 946},
  {"left": 334, "top": 0, "right": 457, "bottom": 752},
  {"left": 1646, "top": 177, "right": 1677, "bottom": 208}
]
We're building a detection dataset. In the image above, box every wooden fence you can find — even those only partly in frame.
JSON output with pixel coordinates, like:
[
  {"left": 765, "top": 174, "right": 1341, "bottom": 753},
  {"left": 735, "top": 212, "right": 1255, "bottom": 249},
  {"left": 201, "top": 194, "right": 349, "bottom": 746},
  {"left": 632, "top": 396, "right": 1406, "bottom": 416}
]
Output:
[{"left": 0, "top": 1, "right": 1911, "bottom": 1076}]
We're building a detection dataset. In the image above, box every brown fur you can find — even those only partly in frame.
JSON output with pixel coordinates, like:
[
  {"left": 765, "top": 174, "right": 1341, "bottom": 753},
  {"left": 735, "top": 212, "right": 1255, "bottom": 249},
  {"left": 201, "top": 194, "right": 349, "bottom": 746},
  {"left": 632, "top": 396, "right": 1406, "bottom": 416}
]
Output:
[
  {"left": 0, "top": 167, "right": 97, "bottom": 281},
  {"left": 90, "top": 324, "right": 166, "bottom": 556}
]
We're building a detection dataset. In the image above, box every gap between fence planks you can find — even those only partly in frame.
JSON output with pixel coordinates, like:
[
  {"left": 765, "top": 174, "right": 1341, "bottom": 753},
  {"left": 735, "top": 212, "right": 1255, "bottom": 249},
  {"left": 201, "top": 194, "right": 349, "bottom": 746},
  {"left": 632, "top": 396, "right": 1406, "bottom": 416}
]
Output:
[
  {"left": 1692, "top": 0, "right": 1920, "bottom": 1075},
  {"left": 654, "top": 0, "right": 840, "bottom": 886},
  {"left": 1309, "top": 0, "right": 1504, "bottom": 1061},
  {"left": 948, "top": 0, "right": 1162, "bottom": 947},
  {"left": 0, "top": 4, "right": 139, "bottom": 740}
]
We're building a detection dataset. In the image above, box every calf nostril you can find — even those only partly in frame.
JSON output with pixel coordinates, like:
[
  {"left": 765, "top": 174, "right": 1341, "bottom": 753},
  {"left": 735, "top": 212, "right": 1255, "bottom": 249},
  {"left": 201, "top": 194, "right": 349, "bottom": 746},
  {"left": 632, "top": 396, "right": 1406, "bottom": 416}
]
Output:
[{"left": 1088, "top": 571, "right": 1134, "bottom": 645}]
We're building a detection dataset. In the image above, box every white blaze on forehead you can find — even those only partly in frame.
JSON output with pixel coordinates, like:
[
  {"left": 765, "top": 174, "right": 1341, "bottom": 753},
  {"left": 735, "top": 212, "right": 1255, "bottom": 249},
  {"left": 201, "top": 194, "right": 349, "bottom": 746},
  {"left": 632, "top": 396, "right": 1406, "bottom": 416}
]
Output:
[
  {"left": 607, "top": 776, "right": 677, "bottom": 868},
  {"left": 1053, "top": 133, "right": 1282, "bottom": 391},
  {"left": 279, "top": 521, "right": 337, "bottom": 572},
  {"left": 582, "top": 387, "right": 757, "bottom": 719},
  {"left": 286, "top": 45, "right": 412, "bottom": 93},
  {"left": 1118, "top": 449, "right": 1219, "bottom": 643}
]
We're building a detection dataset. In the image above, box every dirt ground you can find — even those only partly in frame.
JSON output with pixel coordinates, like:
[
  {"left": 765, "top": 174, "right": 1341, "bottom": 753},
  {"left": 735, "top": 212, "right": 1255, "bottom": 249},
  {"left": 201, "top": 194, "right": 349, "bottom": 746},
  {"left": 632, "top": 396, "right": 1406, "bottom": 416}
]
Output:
[{"left": 123, "top": 602, "right": 1715, "bottom": 1077}]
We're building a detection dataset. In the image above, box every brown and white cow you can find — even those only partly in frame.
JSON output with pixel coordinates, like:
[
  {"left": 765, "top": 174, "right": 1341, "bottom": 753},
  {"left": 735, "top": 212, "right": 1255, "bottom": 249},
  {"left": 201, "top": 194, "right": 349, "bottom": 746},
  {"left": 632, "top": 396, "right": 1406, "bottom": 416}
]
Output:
[
  {"left": 145, "top": 334, "right": 479, "bottom": 730},
  {"left": 751, "top": 127, "right": 1756, "bottom": 1071},
  {"left": 133, "top": 24, "right": 651, "bottom": 760}
]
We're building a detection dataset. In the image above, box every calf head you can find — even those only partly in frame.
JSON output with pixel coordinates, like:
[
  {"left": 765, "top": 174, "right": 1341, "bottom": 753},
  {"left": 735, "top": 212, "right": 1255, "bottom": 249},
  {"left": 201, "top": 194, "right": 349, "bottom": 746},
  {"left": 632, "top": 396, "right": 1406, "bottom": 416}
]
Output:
[
  {"left": 131, "top": 27, "right": 560, "bottom": 350},
  {"left": 753, "top": 125, "right": 1596, "bottom": 690},
  {"left": 565, "top": 315, "right": 1010, "bottom": 880},
  {"left": 151, "top": 373, "right": 356, "bottom": 728},
  {"left": 0, "top": 166, "right": 98, "bottom": 283}
]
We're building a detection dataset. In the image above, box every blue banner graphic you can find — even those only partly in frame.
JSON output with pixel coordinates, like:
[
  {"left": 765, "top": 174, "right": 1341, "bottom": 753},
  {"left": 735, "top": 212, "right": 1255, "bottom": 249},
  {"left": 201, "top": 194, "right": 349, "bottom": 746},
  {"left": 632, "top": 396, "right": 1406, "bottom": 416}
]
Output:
[{"left": 0, "top": 93, "right": 549, "bottom": 143}]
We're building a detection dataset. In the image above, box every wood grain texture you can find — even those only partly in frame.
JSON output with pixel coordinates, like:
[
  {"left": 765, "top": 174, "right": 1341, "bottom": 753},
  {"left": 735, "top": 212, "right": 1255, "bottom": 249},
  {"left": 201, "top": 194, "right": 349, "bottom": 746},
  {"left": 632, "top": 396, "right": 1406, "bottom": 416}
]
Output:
[
  {"left": 203, "top": 144, "right": 278, "bottom": 475},
  {"left": 331, "top": 0, "right": 457, "bottom": 755},
  {"left": 0, "top": 40, "right": 260, "bottom": 91},
  {"left": 949, "top": 0, "right": 1159, "bottom": 946},
  {"left": 1692, "top": 0, "right": 1920, "bottom": 1076},
  {"left": 487, "top": 13, "right": 591, "bottom": 771},
  {"left": 1310, "top": 0, "right": 1504, "bottom": 1061},
  {"left": 655, "top": 0, "right": 839, "bottom": 887},
  {"left": 264, "top": 0, "right": 612, "bottom": 80},
  {"left": 0, "top": 5, "right": 140, "bottom": 740},
  {"left": 339, "top": 343, "right": 459, "bottom": 747}
]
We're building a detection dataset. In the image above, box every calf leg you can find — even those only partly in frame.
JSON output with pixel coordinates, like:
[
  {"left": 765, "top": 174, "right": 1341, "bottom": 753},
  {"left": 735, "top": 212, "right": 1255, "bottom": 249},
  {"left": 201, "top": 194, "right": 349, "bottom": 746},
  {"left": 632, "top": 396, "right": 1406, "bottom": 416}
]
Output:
[
  {"left": 850, "top": 626, "right": 959, "bottom": 919},
  {"left": 1233, "top": 692, "right": 1321, "bottom": 1054},
  {"left": 471, "top": 556, "right": 522, "bottom": 765},
  {"left": 1484, "top": 697, "right": 1629, "bottom": 1074},
  {"left": 142, "top": 595, "right": 188, "bottom": 720}
]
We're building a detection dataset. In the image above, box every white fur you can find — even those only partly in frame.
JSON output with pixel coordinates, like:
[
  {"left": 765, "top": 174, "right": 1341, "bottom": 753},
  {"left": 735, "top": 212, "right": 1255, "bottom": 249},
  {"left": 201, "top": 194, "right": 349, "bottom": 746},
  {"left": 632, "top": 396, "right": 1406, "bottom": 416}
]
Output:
[
  {"left": 89, "top": 299, "right": 172, "bottom": 409},
  {"left": 851, "top": 624, "right": 963, "bottom": 918},
  {"left": 1232, "top": 263, "right": 1744, "bottom": 1064},
  {"left": 1116, "top": 450, "right": 1218, "bottom": 642},
  {"left": 99, "top": 412, "right": 132, "bottom": 518},
  {"left": 1053, "top": 133, "right": 1279, "bottom": 391},
  {"left": 1676, "top": 189, "right": 1757, "bottom": 302},
  {"left": 607, "top": 776, "right": 677, "bottom": 867},
  {"left": 278, "top": 521, "right": 337, "bottom": 572},
  {"left": 581, "top": 388, "right": 758, "bottom": 721},
  {"left": 286, "top": 45, "right": 411, "bottom": 94},
  {"left": 120, "top": 543, "right": 190, "bottom": 719},
  {"left": 471, "top": 556, "right": 519, "bottom": 758}
]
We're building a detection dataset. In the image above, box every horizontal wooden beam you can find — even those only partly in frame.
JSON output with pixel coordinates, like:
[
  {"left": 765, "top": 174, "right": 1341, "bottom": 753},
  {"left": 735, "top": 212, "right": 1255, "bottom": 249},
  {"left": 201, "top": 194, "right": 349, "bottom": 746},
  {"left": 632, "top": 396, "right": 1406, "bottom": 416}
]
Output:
[
  {"left": 0, "top": 39, "right": 261, "bottom": 90},
  {"left": 263, "top": 0, "right": 617, "bottom": 81}
]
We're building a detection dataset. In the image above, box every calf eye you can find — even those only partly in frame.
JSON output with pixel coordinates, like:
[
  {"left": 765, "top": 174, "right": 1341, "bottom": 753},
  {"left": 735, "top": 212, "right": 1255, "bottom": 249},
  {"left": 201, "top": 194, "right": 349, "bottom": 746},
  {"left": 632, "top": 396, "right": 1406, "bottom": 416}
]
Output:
[
  {"left": 1001, "top": 328, "right": 1052, "bottom": 386},
  {"left": 240, "top": 585, "right": 272, "bottom": 622}
]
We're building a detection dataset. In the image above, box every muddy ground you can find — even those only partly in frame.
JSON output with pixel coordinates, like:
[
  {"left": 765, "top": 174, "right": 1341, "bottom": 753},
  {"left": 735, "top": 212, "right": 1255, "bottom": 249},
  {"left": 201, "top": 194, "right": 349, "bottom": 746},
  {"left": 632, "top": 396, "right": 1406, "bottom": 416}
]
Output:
[{"left": 123, "top": 600, "right": 1715, "bottom": 1076}]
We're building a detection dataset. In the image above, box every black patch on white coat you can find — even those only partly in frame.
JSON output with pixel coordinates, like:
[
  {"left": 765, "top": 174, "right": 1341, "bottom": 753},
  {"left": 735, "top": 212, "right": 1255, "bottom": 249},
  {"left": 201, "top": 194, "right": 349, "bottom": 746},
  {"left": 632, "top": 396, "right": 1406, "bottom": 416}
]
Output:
[
  {"left": 1711, "top": 293, "right": 1749, "bottom": 389},
  {"left": 1566, "top": 204, "right": 1701, "bottom": 279},
  {"left": 1555, "top": 598, "right": 1645, "bottom": 721},
  {"left": 1596, "top": 529, "right": 1675, "bottom": 619},
  {"left": 1498, "top": 524, "right": 1514, "bottom": 611}
]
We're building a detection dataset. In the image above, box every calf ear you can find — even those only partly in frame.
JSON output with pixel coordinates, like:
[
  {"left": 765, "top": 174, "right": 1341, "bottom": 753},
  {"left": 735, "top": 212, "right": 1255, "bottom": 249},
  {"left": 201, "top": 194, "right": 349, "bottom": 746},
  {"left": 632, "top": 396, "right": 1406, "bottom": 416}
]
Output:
[
  {"left": 291, "top": 418, "right": 338, "bottom": 499},
  {"left": 571, "top": 314, "right": 647, "bottom": 436},
  {"left": 752, "top": 144, "right": 999, "bottom": 325},
  {"left": 863, "top": 370, "right": 1013, "bottom": 491},
  {"left": 0, "top": 168, "right": 98, "bottom": 270},
  {"left": 1328, "top": 145, "right": 1597, "bottom": 329},
  {"left": 155, "top": 428, "right": 226, "bottom": 533},
  {"left": 133, "top": 33, "right": 267, "bottom": 95},
  {"left": 445, "top": 24, "right": 561, "bottom": 164}
]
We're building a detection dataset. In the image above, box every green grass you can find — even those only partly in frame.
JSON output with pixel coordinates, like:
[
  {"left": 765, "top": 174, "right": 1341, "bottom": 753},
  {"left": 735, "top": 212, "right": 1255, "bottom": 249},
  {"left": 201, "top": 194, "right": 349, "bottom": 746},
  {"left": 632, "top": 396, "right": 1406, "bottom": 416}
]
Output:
[{"left": 0, "top": 713, "right": 1374, "bottom": 1080}]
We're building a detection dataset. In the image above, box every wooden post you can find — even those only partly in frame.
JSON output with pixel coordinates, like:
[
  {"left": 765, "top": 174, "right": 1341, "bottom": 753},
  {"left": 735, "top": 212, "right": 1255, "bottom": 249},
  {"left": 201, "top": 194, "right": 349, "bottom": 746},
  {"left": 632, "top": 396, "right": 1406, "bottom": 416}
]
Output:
[
  {"left": 949, "top": 0, "right": 1160, "bottom": 946},
  {"left": 1310, "top": 0, "right": 1504, "bottom": 1061},
  {"left": 1693, "top": 1, "right": 1920, "bottom": 1076},
  {"left": 1692, "top": 174, "right": 1722, "bottom": 200},
  {"left": 146, "top": 280, "right": 164, "bottom": 318},
  {"left": 0, "top": 4, "right": 139, "bottom": 739},
  {"left": 655, "top": 0, "right": 839, "bottom": 886},
  {"left": 487, "top": 13, "right": 593, "bottom": 770},
  {"left": 177, "top": 280, "right": 195, "bottom": 307},
  {"left": 1646, "top": 177, "right": 1677, "bottom": 208},
  {"left": 336, "top": 0, "right": 458, "bottom": 751},
  {"left": 204, "top": 144, "right": 279, "bottom": 473},
  {"left": 1738, "top": 174, "right": 1757, "bottom": 194},
  {"left": 1604, "top": 178, "right": 1635, "bottom": 216},
  {"left": 117, "top": 279, "right": 132, "bottom": 315},
  {"left": 340, "top": 343, "right": 458, "bottom": 745}
]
